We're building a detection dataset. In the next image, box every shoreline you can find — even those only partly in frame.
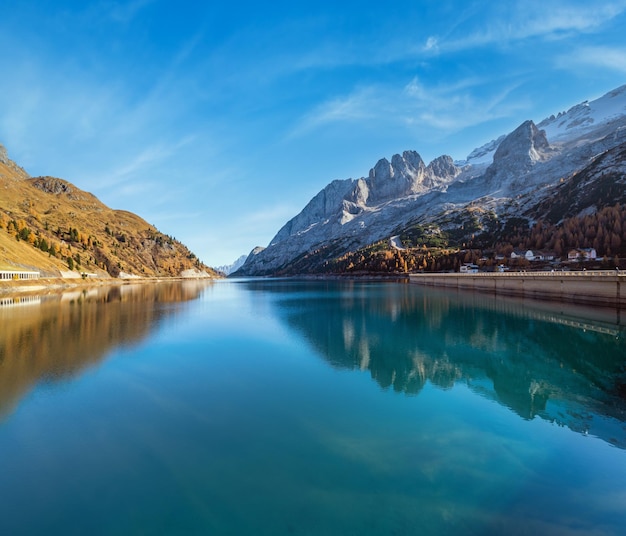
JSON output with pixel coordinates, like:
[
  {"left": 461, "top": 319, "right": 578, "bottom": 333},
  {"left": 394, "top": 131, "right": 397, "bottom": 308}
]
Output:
[
  {"left": 4, "top": 270, "right": 625, "bottom": 309},
  {"left": 0, "top": 275, "right": 221, "bottom": 296}
]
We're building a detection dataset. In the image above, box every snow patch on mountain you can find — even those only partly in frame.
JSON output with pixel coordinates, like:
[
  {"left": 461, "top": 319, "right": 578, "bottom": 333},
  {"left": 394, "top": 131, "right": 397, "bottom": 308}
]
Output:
[
  {"left": 459, "top": 135, "right": 506, "bottom": 166},
  {"left": 457, "top": 85, "right": 626, "bottom": 167},
  {"left": 538, "top": 84, "right": 626, "bottom": 143}
]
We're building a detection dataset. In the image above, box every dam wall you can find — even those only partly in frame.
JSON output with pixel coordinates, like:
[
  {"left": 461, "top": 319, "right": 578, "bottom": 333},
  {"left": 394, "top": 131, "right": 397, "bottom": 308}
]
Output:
[{"left": 409, "top": 271, "right": 626, "bottom": 308}]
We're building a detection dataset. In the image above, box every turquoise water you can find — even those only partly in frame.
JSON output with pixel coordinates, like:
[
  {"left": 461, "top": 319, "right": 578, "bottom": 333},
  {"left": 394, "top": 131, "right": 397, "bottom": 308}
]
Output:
[{"left": 0, "top": 279, "right": 625, "bottom": 535}]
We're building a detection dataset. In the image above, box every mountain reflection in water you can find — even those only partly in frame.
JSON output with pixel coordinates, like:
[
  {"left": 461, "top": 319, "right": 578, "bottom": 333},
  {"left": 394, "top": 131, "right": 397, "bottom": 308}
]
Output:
[
  {"left": 0, "top": 281, "right": 211, "bottom": 418},
  {"left": 243, "top": 279, "right": 626, "bottom": 449}
]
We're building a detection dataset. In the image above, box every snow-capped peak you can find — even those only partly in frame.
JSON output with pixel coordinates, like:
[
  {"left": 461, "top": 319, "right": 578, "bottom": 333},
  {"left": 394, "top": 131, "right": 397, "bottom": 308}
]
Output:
[
  {"left": 537, "top": 84, "right": 626, "bottom": 143},
  {"left": 460, "top": 85, "right": 626, "bottom": 167}
]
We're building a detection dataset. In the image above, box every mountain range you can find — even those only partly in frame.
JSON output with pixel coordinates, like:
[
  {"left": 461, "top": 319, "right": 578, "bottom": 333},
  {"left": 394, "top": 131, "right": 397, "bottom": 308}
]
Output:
[
  {"left": 214, "top": 254, "right": 248, "bottom": 276},
  {"left": 0, "top": 146, "right": 218, "bottom": 279},
  {"left": 237, "top": 85, "right": 626, "bottom": 276}
]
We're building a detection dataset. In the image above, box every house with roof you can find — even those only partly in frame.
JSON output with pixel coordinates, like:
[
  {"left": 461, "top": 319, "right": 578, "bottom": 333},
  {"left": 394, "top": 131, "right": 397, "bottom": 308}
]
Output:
[
  {"left": 567, "top": 248, "right": 597, "bottom": 261},
  {"left": 510, "top": 249, "right": 535, "bottom": 261},
  {"left": 532, "top": 250, "right": 557, "bottom": 262}
]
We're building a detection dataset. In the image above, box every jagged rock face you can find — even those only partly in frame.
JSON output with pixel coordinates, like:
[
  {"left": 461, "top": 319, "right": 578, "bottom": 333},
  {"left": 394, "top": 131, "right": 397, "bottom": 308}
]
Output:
[
  {"left": 268, "top": 150, "right": 460, "bottom": 252},
  {"left": 270, "top": 178, "right": 356, "bottom": 246},
  {"left": 368, "top": 151, "right": 426, "bottom": 202},
  {"left": 427, "top": 155, "right": 461, "bottom": 184},
  {"left": 239, "top": 152, "right": 461, "bottom": 275},
  {"left": 493, "top": 120, "right": 550, "bottom": 164},
  {"left": 367, "top": 151, "right": 459, "bottom": 202},
  {"left": 31, "top": 177, "right": 74, "bottom": 195},
  {"left": 0, "top": 144, "right": 30, "bottom": 181},
  {"left": 484, "top": 120, "right": 552, "bottom": 188},
  {"left": 29, "top": 176, "right": 100, "bottom": 203}
]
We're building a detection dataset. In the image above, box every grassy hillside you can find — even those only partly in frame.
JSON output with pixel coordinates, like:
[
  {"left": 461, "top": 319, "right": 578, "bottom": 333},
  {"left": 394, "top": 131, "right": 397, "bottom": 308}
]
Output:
[{"left": 0, "top": 149, "right": 218, "bottom": 278}]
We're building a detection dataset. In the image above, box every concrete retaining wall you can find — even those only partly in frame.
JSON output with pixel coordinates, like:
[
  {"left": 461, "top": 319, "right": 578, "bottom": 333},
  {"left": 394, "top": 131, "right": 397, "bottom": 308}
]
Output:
[
  {"left": 409, "top": 271, "right": 626, "bottom": 307},
  {"left": 0, "top": 270, "right": 40, "bottom": 280}
]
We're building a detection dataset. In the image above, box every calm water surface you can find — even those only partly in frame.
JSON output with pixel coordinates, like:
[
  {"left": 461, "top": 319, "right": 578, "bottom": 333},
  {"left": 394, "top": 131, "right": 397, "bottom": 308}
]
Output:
[{"left": 0, "top": 279, "right": 625, "bottom": 535}]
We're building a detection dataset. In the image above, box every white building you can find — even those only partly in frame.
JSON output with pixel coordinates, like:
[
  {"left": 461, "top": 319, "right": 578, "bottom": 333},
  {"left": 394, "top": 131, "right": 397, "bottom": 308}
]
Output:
[
  {"left": 567, "top": 248, "right": 597, "bottom": 261},
  {"left": 510, "top": 249, "right": 535, "bottom": 261}
]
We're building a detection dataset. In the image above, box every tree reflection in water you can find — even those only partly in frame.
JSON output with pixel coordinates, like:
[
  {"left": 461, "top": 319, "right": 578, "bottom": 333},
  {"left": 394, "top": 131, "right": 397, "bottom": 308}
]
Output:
[{"left": 0, "top": 281, "right": 212, "bottom": 418}]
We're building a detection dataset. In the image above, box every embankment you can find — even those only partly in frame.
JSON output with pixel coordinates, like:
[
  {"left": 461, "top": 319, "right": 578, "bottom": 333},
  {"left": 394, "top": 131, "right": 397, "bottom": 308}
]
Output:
[{"left": 409, "top": 271, "right": 625, "bottom": 308}]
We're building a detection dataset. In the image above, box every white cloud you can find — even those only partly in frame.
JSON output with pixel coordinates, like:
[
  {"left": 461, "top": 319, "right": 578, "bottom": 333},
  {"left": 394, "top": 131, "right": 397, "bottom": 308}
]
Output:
[
  {"left": 515, "top": 2, "right": 625, "bottom": 36},
  {"left": 290, "top": 87, "right": 382, "bottom": 137},
  {"left": 291, "top": 76, "right": 529, "bottom": 139},
  {"left": 558, "top": 46, "right": 626, "bottom": 74},
  {"left": 438, "top": 1, "right": 626, "bottom": 52},
  {"left": 424, "top": 36, "right": 439, "bottom": 52},
  {"left": 405, "top": 77, "right": 530, "bottom": 132}
]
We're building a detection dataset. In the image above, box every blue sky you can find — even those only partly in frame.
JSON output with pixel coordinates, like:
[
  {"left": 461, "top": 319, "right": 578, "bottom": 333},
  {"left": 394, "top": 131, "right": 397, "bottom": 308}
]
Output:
[{"left": 1, "top": 1, "right": 625, "bottom": 267}]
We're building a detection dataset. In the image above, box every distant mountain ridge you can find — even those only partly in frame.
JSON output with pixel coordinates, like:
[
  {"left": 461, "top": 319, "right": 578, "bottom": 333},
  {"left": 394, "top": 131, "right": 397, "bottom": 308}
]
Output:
[
  {"left": 237, "top": 85, "right": 626, "bottom": 276},
  {"left": 214, "top": 254, "right": 248, "bottom": 275},
  {"left": 0, "top": 145, "right": 219, "bottom": 279}
]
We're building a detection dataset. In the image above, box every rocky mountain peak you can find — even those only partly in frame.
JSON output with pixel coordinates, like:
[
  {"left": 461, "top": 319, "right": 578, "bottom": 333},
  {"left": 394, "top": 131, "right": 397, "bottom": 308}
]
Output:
[
  {"left": 427, "top": 155, "right": 460, "bottom": 180},
  {"left": 369, "top": 157, "right": 393, "bottom": 182},
  {"left": 0, "top": 142, "right": 30, "bottom": 180},
  {"left": 366, "top": 151, "right": 456, "bottom": 197},
  {"left": 485, "top": 120, "right": 553, "bottom": 188},
  {"left": 0, "top": 143, "right": 8, "bottom": 165},
  {"left": 392, "top": 150, "right": 427, "bottom": 174},
  {"left": 493, "top": 120, "right": 550, "bottom": 163}
]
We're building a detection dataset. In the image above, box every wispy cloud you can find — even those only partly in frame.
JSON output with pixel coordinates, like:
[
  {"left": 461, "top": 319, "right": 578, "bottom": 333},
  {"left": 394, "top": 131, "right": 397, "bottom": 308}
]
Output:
[
  {"left": 290, "top": 86, "right": 383, "bottom": 137},
  {"left": 557, "top": 45, "right": 626, "bottom": 74},
  {"left": 427, "top": 1, "right": 626, "bottom": 53},
  {"left": 106, "top": 145, "right": 176, "bottom": 184},
  {"left": 290, "top": 76, "right": 529, "bottom": 139},
  {"left": 0, "top": 20, "right": 211, "bottom": 185},
  {"left": 513, "top": 1, "right": 626, "bottom": 37},
  {"left": 404, "top": 77, "right": 530, "bottom": 132}
]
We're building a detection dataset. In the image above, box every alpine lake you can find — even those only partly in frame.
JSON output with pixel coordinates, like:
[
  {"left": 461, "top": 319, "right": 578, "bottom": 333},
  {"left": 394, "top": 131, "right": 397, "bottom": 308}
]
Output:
[{"left": 1, "top": 278, "right": 625, "bottom": 535}]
